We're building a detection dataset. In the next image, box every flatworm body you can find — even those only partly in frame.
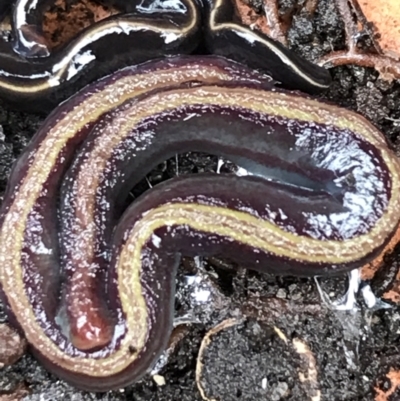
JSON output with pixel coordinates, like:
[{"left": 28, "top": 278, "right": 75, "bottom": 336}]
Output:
[
  {"left": 0, "top": 0, "right": 331, "bottom": 111},
  {"left": 0, "top": 56, "right": 398, "bottom": 390}
]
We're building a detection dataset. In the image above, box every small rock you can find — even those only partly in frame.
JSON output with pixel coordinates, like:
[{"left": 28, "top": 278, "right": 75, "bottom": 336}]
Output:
[
  {"left": 0, "top": 324, "right": 26, "bottom": 368},
  {"left": 153, "top": 374, "right": 166, "bottom": 386}
]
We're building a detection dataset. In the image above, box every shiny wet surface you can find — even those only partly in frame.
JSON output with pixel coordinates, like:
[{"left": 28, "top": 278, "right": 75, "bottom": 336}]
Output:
[{"left": 0, "top": 0, "right": 400, "bottom": 400}]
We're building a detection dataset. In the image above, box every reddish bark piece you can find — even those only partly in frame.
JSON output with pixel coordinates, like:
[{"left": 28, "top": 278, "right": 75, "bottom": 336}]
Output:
[{"left": 357, "top": 0, "right": 400, "bottom": 56}]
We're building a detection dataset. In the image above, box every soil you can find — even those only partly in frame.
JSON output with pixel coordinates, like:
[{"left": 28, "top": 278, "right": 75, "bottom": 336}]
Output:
[{"left": 1, "top": 0, "right": 400, "bottom": 400}]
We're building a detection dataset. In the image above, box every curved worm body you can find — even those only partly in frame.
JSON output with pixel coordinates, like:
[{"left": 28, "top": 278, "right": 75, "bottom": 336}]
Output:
[
  {"left": 202, "top": 0, "right": 331, "bottom": 93},
  {"left": 0, "top": 0, "right": 331, "bottom": 111},
  {"left": 0, "top": 56, "right": 398, "bottom": 391},
  {"left": 0, "top": 0, "right": 202, "bottom": 111}
]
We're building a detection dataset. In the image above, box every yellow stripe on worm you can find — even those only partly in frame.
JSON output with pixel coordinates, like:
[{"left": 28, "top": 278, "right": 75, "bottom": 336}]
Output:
[{"left": 0, "top": 56, "right": 398, "bottom": 391}]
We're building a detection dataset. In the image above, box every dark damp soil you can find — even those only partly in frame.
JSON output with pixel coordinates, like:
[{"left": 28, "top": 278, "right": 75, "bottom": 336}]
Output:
[{"left": 1, "top": 0, "right": 400, "bottom": 400}]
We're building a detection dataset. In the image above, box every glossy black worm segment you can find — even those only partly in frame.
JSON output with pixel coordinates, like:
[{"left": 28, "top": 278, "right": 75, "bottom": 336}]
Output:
[
  {"left": 0, "top": 0, "right": 331, "bottom": 111},
  {"left": 0, "top": 56, "right": 398, "bottom": 391}
]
